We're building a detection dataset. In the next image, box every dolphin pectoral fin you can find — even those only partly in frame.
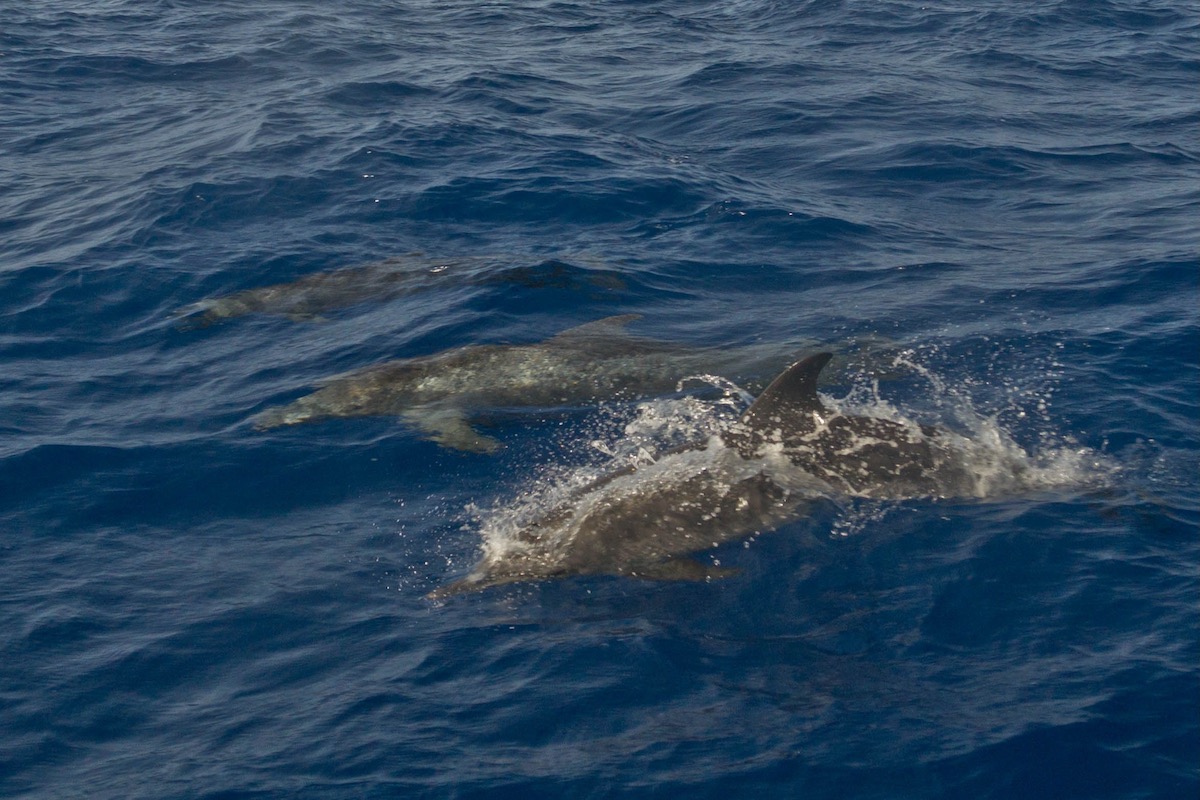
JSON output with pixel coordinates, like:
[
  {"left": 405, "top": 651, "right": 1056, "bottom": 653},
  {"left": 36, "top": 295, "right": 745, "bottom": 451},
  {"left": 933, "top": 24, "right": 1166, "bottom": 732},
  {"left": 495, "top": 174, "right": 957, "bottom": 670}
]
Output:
[
  {"left": 403, "top": 408, "right": 502, "bottom": 453},
  {"left": 626, "top": 558, "right": 741, "bottom": 582}
]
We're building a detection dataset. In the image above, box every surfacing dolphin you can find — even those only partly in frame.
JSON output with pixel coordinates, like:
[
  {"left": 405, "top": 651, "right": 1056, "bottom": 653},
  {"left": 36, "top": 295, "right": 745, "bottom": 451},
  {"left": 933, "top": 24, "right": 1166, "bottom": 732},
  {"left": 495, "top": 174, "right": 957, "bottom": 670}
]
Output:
[
  {"left": 173, "top": 254, "right": 626, "bottom": 329},
  {"left": 429, "top": 352, "right": 979, "bottom": 598},
  {"left": 251, "top": 314, "right": 799, "bottom": 453}
]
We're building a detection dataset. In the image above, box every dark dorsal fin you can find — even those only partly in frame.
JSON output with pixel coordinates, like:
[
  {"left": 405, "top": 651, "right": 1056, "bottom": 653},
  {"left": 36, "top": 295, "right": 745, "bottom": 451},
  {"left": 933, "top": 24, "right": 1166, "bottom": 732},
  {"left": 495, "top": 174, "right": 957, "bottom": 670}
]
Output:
[
  {"left": 546, "top": 314, "right": 642, "bottom": 344},
  {"left": 736, "top": 353, "right": 832, "bottom": 441}
]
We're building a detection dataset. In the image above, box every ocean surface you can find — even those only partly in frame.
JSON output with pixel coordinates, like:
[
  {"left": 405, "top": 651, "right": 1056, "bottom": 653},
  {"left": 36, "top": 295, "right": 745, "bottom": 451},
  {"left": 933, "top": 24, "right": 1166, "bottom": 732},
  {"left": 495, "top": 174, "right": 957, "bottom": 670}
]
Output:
[{"left": 2, "top": 1, "right": 1197, "bottom": 797}]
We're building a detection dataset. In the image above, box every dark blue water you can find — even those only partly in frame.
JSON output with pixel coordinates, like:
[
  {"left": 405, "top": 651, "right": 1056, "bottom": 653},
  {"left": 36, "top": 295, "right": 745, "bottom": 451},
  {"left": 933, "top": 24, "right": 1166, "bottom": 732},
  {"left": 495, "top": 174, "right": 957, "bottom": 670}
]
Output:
[{"left": 2, "top": 2, "right": 1197, "bottom": 797}]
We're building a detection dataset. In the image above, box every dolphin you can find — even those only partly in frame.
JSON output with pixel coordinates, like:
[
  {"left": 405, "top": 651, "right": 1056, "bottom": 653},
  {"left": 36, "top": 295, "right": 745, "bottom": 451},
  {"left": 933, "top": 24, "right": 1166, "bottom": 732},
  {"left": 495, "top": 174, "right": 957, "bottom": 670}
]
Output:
[
  {"left": 251, "top": 314, "right": 800, "bottom": 453},
  {"left": 173, "top": 254, "right": 626, "bottom": 329},
  {"left": 429, "top": 352, "right": 977, "bottom": 598}
]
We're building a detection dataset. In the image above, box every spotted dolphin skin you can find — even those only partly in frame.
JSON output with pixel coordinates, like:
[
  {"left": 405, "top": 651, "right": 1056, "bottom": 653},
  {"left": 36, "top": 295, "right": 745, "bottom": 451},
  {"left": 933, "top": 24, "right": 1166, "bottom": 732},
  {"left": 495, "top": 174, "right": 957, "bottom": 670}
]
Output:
[
  {"left": 173, "top": 255, "right": 626, "bottom": 329},
  {"left": 429, "top": 352, "right": 976, "bottom": 598},
  {"left": 251, "top": 315, "right": 798, "bottom": 453}
]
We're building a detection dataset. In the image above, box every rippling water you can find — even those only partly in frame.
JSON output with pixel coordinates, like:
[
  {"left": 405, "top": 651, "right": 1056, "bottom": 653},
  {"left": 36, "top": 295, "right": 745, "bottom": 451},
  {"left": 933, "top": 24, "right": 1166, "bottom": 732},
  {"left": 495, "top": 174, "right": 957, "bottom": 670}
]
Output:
[{"left": 2, "top": 2, "right": 1197, "bottom": 798}]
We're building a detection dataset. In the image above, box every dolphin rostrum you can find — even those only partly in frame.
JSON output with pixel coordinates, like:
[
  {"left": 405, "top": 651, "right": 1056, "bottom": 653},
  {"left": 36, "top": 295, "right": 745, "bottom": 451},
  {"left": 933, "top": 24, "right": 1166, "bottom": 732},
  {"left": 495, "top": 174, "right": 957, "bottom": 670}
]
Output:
[
  {"left": 173, "top": 254, "right": 626, "bottom": 329},
  {"left": 429, "top": 352, "right": 979, "bottom": 598},
  {"left": 251, "top": 315, "right": 799, "bottom": 453}
]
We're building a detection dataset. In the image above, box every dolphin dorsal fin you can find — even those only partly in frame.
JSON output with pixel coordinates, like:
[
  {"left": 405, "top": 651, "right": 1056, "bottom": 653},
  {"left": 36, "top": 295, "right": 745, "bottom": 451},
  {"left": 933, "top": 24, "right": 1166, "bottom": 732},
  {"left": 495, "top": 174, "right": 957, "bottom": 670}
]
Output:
[
  {"left": 547, "top": 314, "right": 642, "bottom": 343},
  {"left": 737, "top": 353, "right": 832, "bottom": 438}
]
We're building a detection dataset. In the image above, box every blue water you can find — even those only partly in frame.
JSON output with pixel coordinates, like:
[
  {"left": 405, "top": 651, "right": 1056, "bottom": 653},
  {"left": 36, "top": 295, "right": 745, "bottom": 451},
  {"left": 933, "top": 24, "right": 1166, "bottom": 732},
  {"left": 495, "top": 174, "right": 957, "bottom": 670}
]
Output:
[{"left": 2, "top": 1, "right": 1197, "bottom": 797}]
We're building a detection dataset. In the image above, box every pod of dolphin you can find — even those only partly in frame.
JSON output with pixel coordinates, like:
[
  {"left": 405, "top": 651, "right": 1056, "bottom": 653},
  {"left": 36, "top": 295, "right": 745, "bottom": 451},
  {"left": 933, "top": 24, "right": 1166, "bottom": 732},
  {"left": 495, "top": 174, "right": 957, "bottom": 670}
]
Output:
[{"left": 179, "top": 256, "right": 1004, "bottom": 598}]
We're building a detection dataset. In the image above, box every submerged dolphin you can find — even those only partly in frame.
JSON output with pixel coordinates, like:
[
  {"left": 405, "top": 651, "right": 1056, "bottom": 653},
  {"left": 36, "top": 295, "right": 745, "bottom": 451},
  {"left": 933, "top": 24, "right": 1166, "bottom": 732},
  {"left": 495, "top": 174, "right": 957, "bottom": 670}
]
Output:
[
  {"left": 251, "top": 315, "right": 800, "bottom": 453},
  {"left": 429, "top": 352, "right": 977, "bottom": 598},
  {"left": 174, "top": 254, "right": 626, "bottom": 329}
]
